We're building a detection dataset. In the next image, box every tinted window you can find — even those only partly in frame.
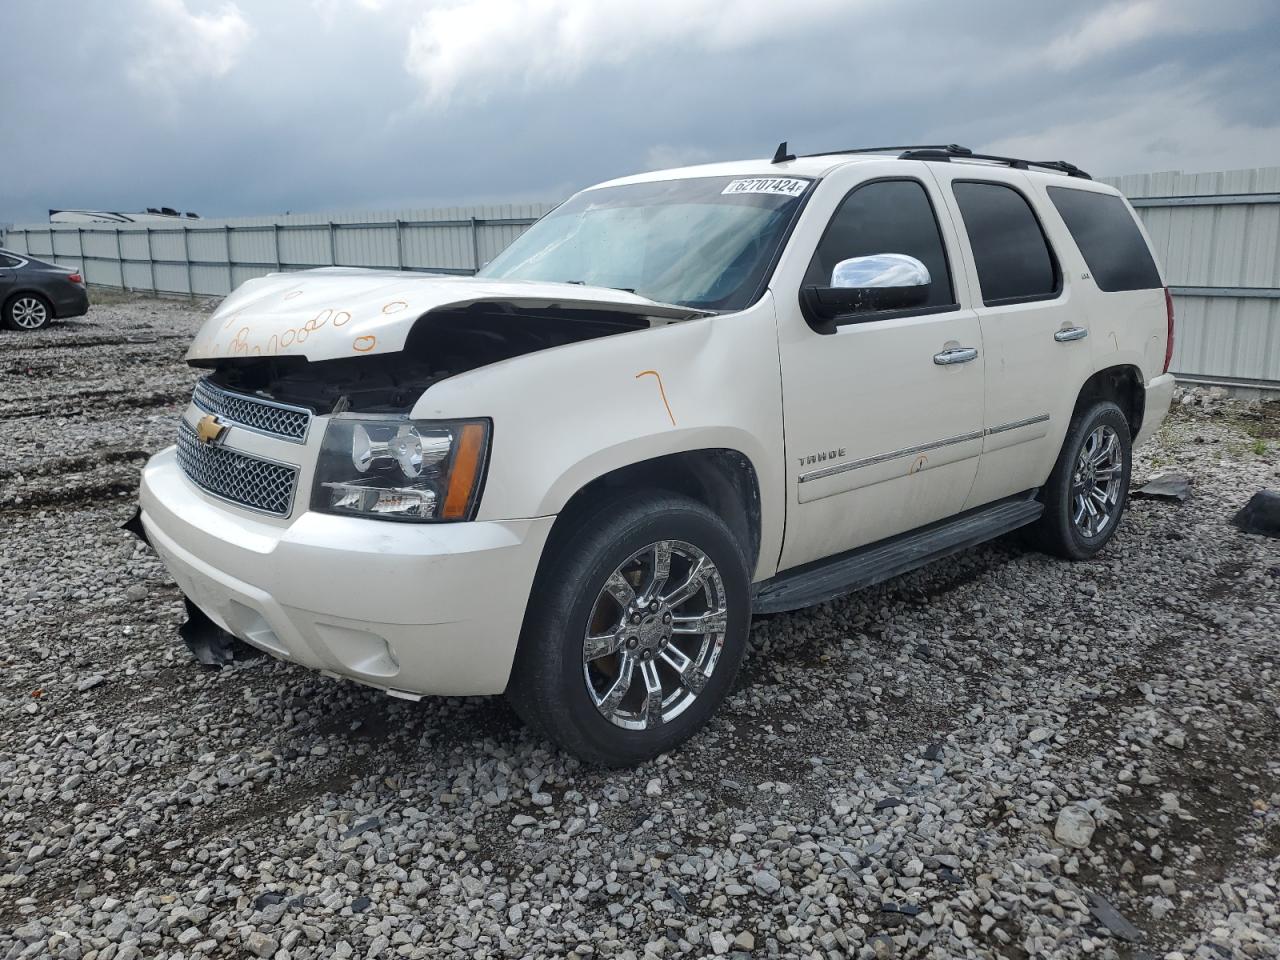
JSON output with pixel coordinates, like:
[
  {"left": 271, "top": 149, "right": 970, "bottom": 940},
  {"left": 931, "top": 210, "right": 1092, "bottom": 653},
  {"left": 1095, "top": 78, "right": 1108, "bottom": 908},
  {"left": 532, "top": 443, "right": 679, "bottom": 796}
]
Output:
[
  {"left": 804, "top": 179, "right": 954, "bottom": 310},
  {"left": 953, "top": 181, "right": 1058, "bottom": 305},
  {"left": 1048, "top": 187, "right": 1161, "bottom": 292},
  {"left": 0, "top": 254, "right": 19, "bottom": 267}
]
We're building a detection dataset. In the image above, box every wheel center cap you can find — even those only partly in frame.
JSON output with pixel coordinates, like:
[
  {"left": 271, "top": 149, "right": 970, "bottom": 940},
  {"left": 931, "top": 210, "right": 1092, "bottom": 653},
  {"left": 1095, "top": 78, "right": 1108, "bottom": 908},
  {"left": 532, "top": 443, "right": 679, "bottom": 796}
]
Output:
[{"left": 637, "top": 615, "right": 667, "bottom": 651}]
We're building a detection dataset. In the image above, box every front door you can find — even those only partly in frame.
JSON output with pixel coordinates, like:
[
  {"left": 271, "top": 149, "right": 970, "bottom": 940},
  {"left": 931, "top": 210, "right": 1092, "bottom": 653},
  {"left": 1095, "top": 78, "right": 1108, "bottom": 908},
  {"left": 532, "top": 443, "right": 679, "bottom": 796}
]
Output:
[{"left": 774, "top": 172, "right": 986, "bottom": 570}]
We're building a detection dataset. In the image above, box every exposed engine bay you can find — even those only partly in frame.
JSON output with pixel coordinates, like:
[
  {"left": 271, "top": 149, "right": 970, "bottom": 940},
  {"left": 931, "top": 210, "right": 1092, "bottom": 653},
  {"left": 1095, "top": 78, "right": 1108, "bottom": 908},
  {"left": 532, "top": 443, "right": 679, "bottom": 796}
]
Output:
[{"left": 197, "top": 303, "right": 655, "bottom": 413}]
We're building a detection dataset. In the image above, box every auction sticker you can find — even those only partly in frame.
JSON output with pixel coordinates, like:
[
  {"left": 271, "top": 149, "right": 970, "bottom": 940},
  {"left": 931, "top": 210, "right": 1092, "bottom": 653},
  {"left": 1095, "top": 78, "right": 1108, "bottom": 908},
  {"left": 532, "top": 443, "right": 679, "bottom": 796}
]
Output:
[{"left": 721, "top": 177, "right": 809, "bottom": 198}]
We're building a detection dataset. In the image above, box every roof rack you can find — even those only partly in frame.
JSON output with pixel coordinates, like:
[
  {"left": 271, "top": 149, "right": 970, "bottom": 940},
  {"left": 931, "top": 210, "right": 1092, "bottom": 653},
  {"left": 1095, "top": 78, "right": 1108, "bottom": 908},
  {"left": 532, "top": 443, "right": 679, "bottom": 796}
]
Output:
[
  {"left": 797, "top": 143, "right": 975, "bottom": 159},
  {"left": 773, "top": 142, "right": 1091, "bottom": 179},
  {"left": 769, "top": 142, "right": 972, "bottom": 164},
  {"left": 898, "top": 146, "right": 1091, "bottom": 179}
]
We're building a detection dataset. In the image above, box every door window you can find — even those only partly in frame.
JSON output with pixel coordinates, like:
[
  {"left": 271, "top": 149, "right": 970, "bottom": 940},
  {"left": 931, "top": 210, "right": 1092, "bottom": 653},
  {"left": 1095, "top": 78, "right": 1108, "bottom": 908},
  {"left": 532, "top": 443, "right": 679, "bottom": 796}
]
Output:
[
  {"left": 952, "top": 181, "right": 1059, "bottom": 305},
  {"left": 1047, "top": 187, "right": 1162, "bottom": 292},
  {"left": 804, "top": 179, "right": 955, "bottom": 311}
]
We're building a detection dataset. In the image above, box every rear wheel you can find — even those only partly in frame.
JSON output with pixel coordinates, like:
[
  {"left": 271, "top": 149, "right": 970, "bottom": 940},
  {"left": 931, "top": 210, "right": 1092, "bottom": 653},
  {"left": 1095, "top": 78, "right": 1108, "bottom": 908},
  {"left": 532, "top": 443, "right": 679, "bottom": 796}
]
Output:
[
  {"left": 507, "top": 491, "right": 751, "bottom": 766},
  {"left": 4, "top": 293, "right": 53, "bottom": 331},
  {"left": 1029, "top": 401, "right": 1132, "bottom": 560}
]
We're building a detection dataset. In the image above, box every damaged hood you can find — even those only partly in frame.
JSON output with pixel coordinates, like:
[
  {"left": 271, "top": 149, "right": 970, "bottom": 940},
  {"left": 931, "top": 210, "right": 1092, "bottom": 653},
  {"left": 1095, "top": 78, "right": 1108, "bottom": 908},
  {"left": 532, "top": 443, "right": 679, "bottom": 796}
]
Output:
[{"left": 187, "top": 269, "right": 712, "bottom": 363}]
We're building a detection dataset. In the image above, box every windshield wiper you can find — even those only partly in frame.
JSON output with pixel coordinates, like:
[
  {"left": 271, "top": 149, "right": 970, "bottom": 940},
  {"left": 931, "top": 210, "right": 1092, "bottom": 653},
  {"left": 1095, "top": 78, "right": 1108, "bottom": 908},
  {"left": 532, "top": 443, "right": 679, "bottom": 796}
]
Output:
[{"left": 563, "top": 280, "right": 637, "bottom": 294}]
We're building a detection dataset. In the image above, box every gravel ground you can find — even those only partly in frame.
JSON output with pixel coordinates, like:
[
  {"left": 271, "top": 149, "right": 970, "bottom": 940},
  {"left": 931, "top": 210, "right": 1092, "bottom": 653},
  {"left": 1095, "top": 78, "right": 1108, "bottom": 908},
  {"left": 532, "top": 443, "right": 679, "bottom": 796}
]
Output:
[{"left": 2, "top": 296, "right": 1278, "bottom": 960}]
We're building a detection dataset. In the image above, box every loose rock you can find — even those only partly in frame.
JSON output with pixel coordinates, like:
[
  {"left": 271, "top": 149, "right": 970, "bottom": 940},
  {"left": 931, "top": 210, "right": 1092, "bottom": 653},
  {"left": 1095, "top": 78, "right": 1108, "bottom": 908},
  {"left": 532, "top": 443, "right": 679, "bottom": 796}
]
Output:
[{"left": 1055, "top": 805, "right": 1097, "bottom": 850}]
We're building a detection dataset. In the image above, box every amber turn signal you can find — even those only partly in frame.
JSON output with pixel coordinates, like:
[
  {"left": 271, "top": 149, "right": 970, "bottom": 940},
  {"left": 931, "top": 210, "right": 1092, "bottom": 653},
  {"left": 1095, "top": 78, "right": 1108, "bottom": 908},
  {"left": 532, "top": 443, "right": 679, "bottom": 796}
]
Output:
[{"left": 443, "top": 422, "right": 488, "bottom": 520}]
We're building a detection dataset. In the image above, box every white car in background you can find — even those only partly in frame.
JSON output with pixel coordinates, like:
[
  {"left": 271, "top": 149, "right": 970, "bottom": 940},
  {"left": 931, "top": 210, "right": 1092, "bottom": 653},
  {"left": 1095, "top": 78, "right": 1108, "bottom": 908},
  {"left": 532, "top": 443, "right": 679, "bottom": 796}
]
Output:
[{"left": 136, "top": 143, "right": 1176, "bottom": 765}]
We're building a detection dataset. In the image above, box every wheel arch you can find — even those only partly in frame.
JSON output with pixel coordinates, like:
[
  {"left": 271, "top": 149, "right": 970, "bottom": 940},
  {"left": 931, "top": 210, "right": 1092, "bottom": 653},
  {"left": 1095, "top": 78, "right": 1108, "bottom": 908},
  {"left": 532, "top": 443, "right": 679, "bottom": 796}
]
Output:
[
  {"left": 541, "top": 448, "right": 764, "bottom": 577},
  {"left": 1075, "top": 364, "right": 1145, "bottom": 438}
]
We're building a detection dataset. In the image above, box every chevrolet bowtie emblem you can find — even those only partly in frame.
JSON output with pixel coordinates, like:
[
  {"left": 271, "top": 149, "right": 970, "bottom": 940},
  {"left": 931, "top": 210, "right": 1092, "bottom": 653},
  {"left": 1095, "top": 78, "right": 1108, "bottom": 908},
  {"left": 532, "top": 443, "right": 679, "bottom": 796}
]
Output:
[{"left": 196, "top": 414, "right": 227, "bottom": 445}]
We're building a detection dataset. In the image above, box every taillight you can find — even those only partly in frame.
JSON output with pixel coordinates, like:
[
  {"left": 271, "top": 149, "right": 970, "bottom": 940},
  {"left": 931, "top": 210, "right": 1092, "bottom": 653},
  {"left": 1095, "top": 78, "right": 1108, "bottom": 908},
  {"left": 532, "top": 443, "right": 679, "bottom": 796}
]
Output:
[
  {"left": 1162, "top": 287, "right": 1175, "bottom": 374},
  {"left": 67, "top": 273, "right": 83, "bottom": 284}
]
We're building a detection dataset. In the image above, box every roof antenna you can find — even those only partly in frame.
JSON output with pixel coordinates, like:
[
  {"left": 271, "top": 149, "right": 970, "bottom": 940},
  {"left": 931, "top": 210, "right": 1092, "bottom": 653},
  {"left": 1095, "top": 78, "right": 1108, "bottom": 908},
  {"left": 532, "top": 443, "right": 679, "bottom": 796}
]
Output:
[{"left": 772, "top": 141, "right": 796, "bottom": 164}]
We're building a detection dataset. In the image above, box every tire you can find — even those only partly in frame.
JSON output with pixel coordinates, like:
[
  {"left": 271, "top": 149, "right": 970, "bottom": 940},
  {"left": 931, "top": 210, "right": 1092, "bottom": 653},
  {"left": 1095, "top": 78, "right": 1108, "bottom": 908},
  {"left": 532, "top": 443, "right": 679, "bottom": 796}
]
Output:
[
  {"left": 507, "top": 490, "right": 751, "bottom": 766},
  {"left": 1029, "top": 400, "right": 1132, "bottom": 560},
  {"left": 3, "top": 293, "right": 53, "bottom": 331}
]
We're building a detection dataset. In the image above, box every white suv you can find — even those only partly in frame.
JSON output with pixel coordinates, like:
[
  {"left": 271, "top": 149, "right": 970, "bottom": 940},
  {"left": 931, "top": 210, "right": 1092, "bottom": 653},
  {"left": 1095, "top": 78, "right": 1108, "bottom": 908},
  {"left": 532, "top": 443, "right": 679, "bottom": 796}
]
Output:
[{"left": 137, "top": 143, "right": 1176, "bottom": 765}]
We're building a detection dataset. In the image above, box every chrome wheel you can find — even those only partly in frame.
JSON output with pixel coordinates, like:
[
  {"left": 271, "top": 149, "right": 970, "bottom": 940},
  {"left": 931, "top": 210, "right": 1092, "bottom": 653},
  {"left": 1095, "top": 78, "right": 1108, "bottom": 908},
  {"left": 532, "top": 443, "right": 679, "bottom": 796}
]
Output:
[
  {"left": 10, "top": 297, "right": 49, "bottom": 330},
  {"left": 582, "top": 540, "right": 728, "bottom": 730},
  {"left": 1071, "top": 424, "right": 1123, "bottom": 539}
]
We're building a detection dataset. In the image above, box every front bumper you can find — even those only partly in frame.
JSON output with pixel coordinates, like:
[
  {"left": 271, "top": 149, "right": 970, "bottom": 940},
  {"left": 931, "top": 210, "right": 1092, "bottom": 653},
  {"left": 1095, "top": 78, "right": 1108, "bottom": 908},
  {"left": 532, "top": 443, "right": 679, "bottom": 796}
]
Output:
[
  {"left": 139, "top": 446, "right": 554, "bottom": 696},
  {"left": 1134, "top": 372, "right": 1176, "bottom": 449}
]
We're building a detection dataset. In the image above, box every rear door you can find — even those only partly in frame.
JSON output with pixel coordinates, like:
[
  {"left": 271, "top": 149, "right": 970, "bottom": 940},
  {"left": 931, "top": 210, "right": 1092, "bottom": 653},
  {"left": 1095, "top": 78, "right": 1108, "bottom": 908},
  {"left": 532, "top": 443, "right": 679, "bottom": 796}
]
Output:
[
  {"left": 773, "top": 169, "right": 986, "bottom": 569},
  {"left": 0, "top": 253, "right": 19, "bottom": 302},
  {"left": 927, "top": 167, "right": 1093, "bottom": 508}
]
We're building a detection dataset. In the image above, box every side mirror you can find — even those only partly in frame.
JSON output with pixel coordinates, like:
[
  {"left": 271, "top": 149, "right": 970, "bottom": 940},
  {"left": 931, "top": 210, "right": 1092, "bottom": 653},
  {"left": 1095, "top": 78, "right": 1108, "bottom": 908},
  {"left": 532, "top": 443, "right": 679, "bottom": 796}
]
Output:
[{"left": 801, "top": 254, "right": 931, "bottom": 331}]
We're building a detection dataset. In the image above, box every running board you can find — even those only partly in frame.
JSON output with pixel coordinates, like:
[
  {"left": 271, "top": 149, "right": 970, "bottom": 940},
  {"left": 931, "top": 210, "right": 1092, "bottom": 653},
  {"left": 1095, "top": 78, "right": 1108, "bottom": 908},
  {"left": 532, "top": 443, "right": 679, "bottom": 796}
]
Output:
[{"left": 752, "top": 494, "right": 1043, "bottom": 614}]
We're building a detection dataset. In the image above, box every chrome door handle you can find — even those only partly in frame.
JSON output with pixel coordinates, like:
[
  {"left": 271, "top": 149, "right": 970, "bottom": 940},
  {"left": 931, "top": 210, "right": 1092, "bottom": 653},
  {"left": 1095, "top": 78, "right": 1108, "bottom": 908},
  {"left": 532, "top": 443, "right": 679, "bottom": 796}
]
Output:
[
  {"left": 1054, "top": 326, "right": 1089, "bottom": 342},
  {"left": 933, "top": 346, "right": 978, "bottom": 365}
]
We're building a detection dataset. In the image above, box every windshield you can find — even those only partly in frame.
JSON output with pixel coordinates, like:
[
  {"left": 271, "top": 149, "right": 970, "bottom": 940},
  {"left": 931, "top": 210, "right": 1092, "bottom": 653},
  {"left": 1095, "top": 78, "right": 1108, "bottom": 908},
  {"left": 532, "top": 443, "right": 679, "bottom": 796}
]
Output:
[{"left": 478, "top": 175, "right": 812, "bottom": 311}]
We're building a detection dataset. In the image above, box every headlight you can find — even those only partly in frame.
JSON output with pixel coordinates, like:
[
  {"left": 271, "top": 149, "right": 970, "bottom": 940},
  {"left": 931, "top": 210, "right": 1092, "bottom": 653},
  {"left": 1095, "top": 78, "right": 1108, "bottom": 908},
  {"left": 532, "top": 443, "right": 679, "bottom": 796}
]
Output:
[{"left": 312, "top": 417, "right": 490, "bottom": 522}]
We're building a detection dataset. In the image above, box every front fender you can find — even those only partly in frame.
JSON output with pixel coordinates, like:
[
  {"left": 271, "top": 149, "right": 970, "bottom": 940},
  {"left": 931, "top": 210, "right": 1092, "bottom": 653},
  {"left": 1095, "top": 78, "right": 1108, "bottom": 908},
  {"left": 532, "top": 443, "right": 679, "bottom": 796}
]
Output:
[{"left": 410, "top": 295, "right": 786, "bottom": 579}]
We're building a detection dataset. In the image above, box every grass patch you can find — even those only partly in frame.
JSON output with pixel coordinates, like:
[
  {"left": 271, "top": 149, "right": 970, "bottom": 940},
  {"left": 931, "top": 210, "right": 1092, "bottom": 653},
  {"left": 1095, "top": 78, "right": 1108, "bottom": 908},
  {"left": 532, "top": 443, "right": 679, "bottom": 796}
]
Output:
[{"left": 87, "top": 286, "right": 148, "bottom": 306}]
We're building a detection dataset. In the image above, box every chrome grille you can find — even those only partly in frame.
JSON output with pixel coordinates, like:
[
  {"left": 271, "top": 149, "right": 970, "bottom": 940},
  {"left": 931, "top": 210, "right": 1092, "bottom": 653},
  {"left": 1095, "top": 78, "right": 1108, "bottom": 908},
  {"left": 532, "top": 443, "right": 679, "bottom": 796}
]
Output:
[
  {"left": 192, "top": 378, "right": 311, "bottom": 443},
  {"left": 176, "top": 422, "right": 299, "bottom": 517}
]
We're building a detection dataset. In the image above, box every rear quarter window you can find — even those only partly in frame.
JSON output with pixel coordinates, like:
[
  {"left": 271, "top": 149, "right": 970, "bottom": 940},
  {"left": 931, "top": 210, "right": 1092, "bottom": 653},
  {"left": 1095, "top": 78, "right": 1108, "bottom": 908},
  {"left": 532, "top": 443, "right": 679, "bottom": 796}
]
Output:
[{"left": 1047, "top": 187, "right": 1162, "bottom": 292}]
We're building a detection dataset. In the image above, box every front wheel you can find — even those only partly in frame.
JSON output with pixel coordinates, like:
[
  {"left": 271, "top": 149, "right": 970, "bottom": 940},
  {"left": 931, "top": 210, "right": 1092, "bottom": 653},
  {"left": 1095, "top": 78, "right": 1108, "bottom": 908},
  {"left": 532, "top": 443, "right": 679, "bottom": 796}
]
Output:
[
  {"left": 1029, "top": 400, "right": 1132, "bottom": 560},
  {"left": 507, "top": 491, "right": 751, "bottom": 766}
]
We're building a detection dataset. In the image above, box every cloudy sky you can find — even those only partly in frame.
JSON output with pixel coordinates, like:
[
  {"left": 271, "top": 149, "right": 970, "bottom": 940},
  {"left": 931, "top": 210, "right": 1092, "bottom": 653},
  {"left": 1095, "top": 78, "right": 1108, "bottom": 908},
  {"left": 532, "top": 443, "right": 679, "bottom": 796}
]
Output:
[{"left": 3, "top": 0, "right": 1278, "bottom": 225}]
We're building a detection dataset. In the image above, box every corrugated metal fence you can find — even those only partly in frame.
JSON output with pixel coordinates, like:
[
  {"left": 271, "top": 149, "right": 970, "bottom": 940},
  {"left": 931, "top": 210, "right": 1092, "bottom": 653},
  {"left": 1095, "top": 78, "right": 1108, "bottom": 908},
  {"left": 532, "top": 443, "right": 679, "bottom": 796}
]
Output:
[
  {"left": 1101, "top": 166, "right": 1280, "bottom": 390},
  {"left": 3, "top": 169, "right": 1279, "bottom": 389},
  {"left": 0, "top": 204, "right": 555, "bottom": 297}
]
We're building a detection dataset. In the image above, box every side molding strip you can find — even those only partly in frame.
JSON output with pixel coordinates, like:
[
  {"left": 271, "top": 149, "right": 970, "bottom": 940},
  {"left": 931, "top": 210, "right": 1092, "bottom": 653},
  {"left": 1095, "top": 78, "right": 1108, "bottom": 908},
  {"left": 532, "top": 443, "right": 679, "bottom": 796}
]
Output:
[
  {"left": 986, "top": 413, "right": 1051, "bottom": 435},
  {"left": 798, "top": 430, "right": 985, "bottom": 483},
  {"left": 798, "top": 413, "right": 1051, "bottom": 484}
]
